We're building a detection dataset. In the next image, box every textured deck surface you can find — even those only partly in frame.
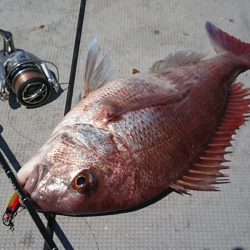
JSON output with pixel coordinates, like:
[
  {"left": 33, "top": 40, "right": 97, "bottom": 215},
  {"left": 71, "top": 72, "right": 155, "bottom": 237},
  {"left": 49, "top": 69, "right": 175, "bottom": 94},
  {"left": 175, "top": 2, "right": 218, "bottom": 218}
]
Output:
[{"left": 0, "top": 0, "right": 250, "bottom": 249}]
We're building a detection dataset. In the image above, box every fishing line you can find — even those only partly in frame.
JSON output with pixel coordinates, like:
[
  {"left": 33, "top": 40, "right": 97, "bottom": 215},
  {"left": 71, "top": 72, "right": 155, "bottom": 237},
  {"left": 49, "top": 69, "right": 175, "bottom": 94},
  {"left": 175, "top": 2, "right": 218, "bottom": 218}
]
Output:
[
  {"left": 11, "top": 228, "right": 17, "bottom": 250},
  {"left": 83, "top": 218, "right": 100, "bottom": 250},
  {"left": 42, "top": 60, "right": 60, "bottom": 84}
]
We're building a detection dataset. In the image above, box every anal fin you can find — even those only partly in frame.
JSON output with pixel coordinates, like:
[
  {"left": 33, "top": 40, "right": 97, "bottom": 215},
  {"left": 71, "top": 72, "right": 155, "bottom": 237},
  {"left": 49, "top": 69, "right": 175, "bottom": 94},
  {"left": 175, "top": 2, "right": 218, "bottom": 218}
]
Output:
[{"left": 171, "top": 82, "right": 250, "bottom": 194}]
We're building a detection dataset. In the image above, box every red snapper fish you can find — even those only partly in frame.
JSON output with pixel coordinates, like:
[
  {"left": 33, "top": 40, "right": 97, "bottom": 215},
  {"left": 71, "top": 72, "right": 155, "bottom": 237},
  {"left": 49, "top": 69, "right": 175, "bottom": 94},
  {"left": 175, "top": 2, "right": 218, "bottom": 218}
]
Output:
[{"left": 4, "top": 22, "right": 250, "bottom": 216}]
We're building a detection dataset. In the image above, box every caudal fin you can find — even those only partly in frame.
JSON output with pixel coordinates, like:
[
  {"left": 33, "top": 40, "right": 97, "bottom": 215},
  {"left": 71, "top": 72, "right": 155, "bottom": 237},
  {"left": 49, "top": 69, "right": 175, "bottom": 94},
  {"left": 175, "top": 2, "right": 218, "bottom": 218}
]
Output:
[{"left": 206, "top": 21, "right": 250, "bottom": 68}]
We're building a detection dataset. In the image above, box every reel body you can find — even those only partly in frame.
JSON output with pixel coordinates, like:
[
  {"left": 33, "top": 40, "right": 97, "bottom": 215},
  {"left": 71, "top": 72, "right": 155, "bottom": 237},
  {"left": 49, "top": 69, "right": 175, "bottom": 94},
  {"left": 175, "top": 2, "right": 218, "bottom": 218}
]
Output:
[{"left": 0, "top": 28, "right": 59, "bottom": 108}]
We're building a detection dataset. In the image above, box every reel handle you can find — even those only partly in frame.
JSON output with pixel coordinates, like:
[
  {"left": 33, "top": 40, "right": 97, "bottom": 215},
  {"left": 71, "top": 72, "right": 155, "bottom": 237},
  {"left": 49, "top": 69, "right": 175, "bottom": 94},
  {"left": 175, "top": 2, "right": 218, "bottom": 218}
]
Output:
[{"left": 0, "top": 28, "right": 15, "bottom": 55}]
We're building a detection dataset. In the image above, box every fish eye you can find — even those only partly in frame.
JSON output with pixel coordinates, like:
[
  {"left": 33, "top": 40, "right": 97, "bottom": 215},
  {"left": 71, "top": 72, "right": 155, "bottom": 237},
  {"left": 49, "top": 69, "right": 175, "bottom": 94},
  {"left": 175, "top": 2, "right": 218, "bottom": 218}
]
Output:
[
  {"left": 76, "top": 176, "right": 87, "bottom": 186},
  {"left": 72, "top": 171, "right": 96, "bottom": 193}
]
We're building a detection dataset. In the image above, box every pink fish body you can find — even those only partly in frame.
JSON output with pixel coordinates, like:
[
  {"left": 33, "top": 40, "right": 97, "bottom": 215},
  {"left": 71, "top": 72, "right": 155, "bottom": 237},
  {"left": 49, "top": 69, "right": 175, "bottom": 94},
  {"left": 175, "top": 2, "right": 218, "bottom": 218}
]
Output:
[{"left": 12, "top": 22, "right": 250, "bottom": 215}]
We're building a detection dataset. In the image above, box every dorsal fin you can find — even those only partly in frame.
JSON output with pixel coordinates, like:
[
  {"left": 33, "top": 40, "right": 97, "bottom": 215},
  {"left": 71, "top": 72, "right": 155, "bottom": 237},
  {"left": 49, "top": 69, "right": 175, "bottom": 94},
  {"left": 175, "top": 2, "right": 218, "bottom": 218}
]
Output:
[
  {"left": 171, "top": 82, "right": 250, "bottom": 194},
  {"left": 83, "top": 38, "right": 112, "bottom": 96},
  {"left": 150, "top": 50, "right": 206, "bottom": 73}
]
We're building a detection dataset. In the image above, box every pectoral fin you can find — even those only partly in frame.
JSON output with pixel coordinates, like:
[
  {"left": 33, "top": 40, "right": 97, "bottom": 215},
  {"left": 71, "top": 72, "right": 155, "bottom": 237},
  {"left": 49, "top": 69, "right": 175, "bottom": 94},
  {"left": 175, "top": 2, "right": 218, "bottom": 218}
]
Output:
[{"left": 97, "top": 88, "right": 189, "bottom": 123}]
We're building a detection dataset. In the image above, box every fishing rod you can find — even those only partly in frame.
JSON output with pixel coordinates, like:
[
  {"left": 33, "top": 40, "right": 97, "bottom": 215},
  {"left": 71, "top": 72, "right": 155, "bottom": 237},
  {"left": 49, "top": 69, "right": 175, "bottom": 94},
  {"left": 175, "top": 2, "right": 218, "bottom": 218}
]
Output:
[
  {"left": 44, "top": 0, "right": 87, "bottom": 249},
  {"left": 64, "top": 0, "right": 86, "bottom": 115},
  {"left": 0, "top": 0, "right": 87, "bottom": 247}
]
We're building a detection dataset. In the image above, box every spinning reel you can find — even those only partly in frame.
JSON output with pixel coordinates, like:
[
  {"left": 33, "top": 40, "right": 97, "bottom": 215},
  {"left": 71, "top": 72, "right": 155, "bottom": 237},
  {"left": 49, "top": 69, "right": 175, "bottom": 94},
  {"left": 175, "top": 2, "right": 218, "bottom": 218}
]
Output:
[{"left": 0, "top": 28, "right": 60, "bottom": 108}]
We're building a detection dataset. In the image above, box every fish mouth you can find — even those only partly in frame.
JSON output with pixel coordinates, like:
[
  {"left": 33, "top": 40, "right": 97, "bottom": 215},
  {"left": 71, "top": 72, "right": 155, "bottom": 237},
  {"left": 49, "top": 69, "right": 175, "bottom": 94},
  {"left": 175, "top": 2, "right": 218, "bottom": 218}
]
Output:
[
  {"left": 22, "top": 167, "right": 39, "bottom": 196},
  {"left": 18, "top": 164, "right": 49, "bottom": 211},
  {"left": 22, "top": 164, "right": 48, "bottom": 197}
]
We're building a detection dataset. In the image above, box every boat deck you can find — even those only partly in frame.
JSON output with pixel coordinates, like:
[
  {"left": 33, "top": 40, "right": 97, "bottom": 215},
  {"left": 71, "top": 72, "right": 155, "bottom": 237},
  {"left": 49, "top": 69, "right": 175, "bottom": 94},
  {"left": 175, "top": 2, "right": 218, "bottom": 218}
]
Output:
[{"left": 0, "top": 0, "right": 249, "bottom": 249}]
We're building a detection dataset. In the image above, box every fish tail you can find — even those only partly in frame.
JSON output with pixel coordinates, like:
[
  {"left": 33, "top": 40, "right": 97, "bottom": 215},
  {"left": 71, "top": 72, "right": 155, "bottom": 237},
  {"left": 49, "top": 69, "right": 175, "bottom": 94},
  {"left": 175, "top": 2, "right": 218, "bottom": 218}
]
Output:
[{"left": 206, "top": 21, "right": 250, "bottom": 68}]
